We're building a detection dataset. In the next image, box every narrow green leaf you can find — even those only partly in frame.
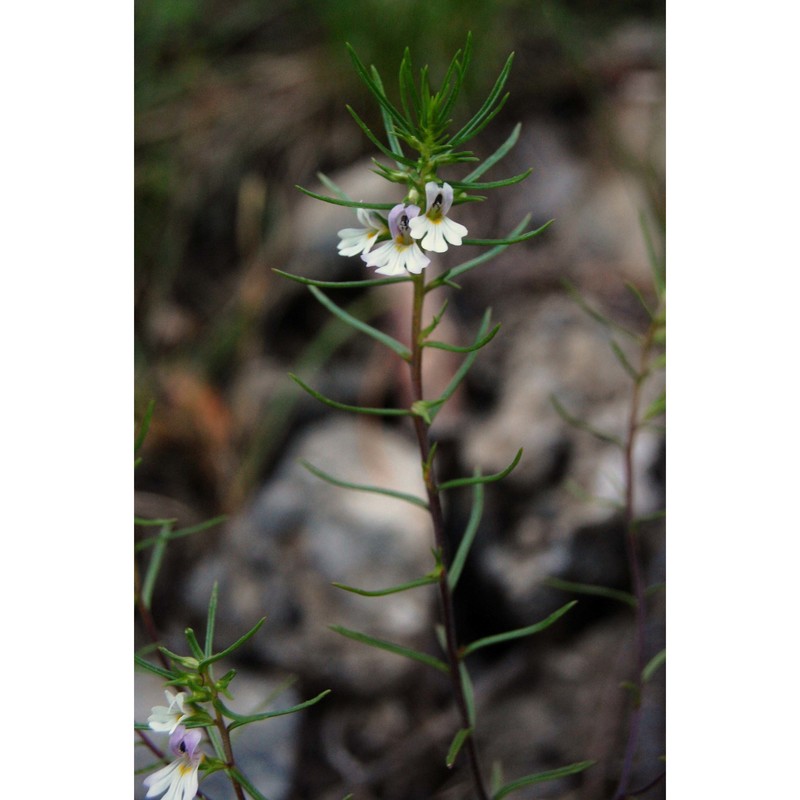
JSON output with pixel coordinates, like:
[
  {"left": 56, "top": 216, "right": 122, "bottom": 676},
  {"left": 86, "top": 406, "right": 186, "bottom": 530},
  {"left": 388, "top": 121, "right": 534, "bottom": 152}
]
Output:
[
  {"left": 346, "top": 104, "right": 416, "bottom": 167},
  {"left": 459, "top": 662, "right": 476, "bottom": 727},
  {"left": 463, "top": 123, "right": 522, "bottom": 182},
  {"left": 642, "top": 390, "right": 666, "bottom": 422},
  {"left": 300, "top": 459, "right": 428, "bottom": 509},
  {"left": 184, "top": 627, "right": 204, "bottom": 660},
  {"left": 463, "top": 219, "right": 553, "bottom": 246},
  {"left": 438, "top": 33, "right": 473, "bottom": 122},
  {"left": 625, "top": 280, "right": 655, "bottom": 319},
  {"left": 449, "top": 168, "right": 532, "bottom": 191},
  {"left": 224, "top": 690, "right": 331, "bottom": 729},
  {"left": 463, "top": 601, "right": 577, "bottom": 657},
  {"left": 135, "top": 515, "right": 226, "bottom": 552},
  {"left": 199, "top": 617, "right": 267, "bottom": 669},
  {"left": 493, "top": 761, "right": 596, "bottom": 799},
  {"left": 434, "top": 42, "right": 465, "bottom": 119},
  {"left": 610, "top": 338, "right": 640, "bottom": 382},
  {"left": 642, "top": 649, "right": 666, "bottom": 683},
  {"left": 431, "top": 218, "right": 529, "bottom": 286},
  {"left": 491, "top": 762, "right": 505, "bottom": 794},
  {"left": 455, "top": 92, "right": 511, "bottom": 144},
  {"left": 424, "top": 323, "right": 500, "bottom": 353},
  {"left": 289, "top": 373, "right": 412, "bottom": 417},
  {"left": 134, "top": 516, "right": 177, "bottom": 527},
  {"left": 157, "top": 646, "right": 199, "bottom": 670},
  {"left": 447, "top": 727, "right": 473, "bottom": 768},
  {"left": 140, "top": 523, "right": 171, "bottom": 610},
  {"left": 332, "top": 574, "right": 439, "bottom": 597},
  {"left": 134, "top": 654, "right": 176, "bottom": 680},
  {"left": 370, "top": 158, "right": 404, "bottom": 182},
  {"left": 330, "top": 625, "right": 449, "bottom": 673},
  {"left": 544, "top": 577, "right": 636, "bottom": 607},
  {"left": 438, "top": 448, "right": 523, "bottom": 491},
  {"left": 205, "top": 725, "right": 228, "bottom": 768},
  {"left": 450, "top": 52, "right": 515, "bottom": 146},
  {"left": 639, "top": 210, "right": 666, "bottom": 296},
  {"left": 550, "top": 394, "right": 624, "bottom": 448},
  {"left": 205, "top": 582, "right": 219, "bottom": 658},
  {"left": 135, "top": 399, "right": 156, "bottom": 454},
  {"left": 428, "top": 310, "right": 493, "bottom": 422},
  {"left": 227, "top": 765, "right": 272, "bottom": 800},
  {"left": 308, "top": 285, "right": 412, "bottom": 360},
  {"left": 398, "top": 47, "right": 419, "bottom": 124},
  {"left": 420, "top": 298, "right": 449, "bottom": 338},
  {"left": 449, "top": 479, "right": 484, "bottom": 591},
  {"left": 345, "top": 43, "right": 412, "bottom": 136},
  {"left": 562, "top": 279, "right": 641, "bottom": 340},
  {"left": 273, "top": 268, "right": 408, "bottom": 290},
  {"left": 369, "top": 66, "right": 406, "bottom": 164},
  {"left": 419, "top": 63, "right": 431, "bottom": 126},
  {"left": 295, "top": 184, "right": 396, "bottom": 210},
  {"left": 316, "top": 171, "right": 351, "bottom": 201}
]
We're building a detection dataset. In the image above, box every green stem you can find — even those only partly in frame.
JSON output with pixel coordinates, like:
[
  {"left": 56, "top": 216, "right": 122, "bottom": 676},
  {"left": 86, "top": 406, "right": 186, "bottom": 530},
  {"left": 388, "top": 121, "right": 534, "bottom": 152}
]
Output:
[
  {"left": 409, "top": 273, "right": 489, "bottom": 800},
  {"left": 213, "top": 700, "right": 246, "bottom": 800}
]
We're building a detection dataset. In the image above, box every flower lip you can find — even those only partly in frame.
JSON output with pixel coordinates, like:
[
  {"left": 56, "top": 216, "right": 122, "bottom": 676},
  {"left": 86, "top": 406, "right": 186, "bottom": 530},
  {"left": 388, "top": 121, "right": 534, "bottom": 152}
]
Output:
[
  {"left": 408, "top": 183, "right": 467, "bottom": 253},
  {"left": 147, "top": 690, "right": 189, "bottom": 734},
  {"left": 388, "top": 203, "right": 421, "bottom": 243},
  {"left": 424, "top": 181, "right": 454, "bottom": 218},
  {"left": 169, "top": 725, "right": 202, "bottom": 761},
  {"left": 337, "top": 207, "right": 387, "bottom": 257},
  {"left": 362, "top": 203, "right": 430, "bottom": 276},
  {"left": 144, "top": 725, "right": 204, "bottom": 799}
]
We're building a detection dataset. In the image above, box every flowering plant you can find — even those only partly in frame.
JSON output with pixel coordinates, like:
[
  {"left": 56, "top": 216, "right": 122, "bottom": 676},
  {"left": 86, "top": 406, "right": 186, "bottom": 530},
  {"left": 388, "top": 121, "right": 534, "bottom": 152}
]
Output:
[
  {"left": 135, "top": 405, "right": 330, "bottom": 800},
  {"left": 282, "top": 36, "right": 595, "bottom": 799}
]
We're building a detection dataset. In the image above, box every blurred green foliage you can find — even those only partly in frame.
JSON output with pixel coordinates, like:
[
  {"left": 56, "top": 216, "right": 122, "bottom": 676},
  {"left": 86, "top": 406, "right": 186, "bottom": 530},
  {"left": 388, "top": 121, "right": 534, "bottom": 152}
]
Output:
[{"left": 134, "top": 0, "right": 664, "bottom": 497}]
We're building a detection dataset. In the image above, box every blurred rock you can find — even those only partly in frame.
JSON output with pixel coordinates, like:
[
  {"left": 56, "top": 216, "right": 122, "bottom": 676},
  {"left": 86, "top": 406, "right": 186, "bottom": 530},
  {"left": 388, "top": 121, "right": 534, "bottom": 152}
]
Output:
[
  {"left": 477, "top": 613, "right": 665, "bottom": 800},
  {"left": 461, "top": 293, "right": 664, "bottom": 623},
  {"left": 188, "top": 416, "right": 437, "bottom": 694}
]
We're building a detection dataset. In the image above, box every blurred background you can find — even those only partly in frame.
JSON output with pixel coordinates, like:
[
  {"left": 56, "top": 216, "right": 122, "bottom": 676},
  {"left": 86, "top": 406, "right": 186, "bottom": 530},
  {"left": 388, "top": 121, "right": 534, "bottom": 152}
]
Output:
[{"left": 134, "top": 1, "right": 665, "bottom": 798}]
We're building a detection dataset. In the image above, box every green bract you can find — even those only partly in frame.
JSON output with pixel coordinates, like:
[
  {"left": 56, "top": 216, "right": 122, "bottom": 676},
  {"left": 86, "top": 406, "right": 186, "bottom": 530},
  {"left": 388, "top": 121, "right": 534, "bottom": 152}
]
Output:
[{"left": 297, "top": 33, "right": 551, "bottom": 244}]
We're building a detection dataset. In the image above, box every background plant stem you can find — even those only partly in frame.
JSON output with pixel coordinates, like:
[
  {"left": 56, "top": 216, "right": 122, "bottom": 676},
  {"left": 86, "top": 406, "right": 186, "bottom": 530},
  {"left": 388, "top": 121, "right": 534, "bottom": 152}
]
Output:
[
  {"left": 613, "top": 317, "right": 660, "bottom": 800},
  {"left": 409, "top": 273, "right": 490, "bottom": 800}
]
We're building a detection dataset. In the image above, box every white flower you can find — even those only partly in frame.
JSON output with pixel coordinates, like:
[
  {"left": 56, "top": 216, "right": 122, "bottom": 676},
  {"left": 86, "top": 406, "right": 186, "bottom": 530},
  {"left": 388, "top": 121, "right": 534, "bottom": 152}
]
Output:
[
  {"left": 408, "top": 181, "right": 468, "bottom": 253},
  {"left": 337, "top": 208, "right": 387, "bottom": 256},
  {"left": 148, "top": 690, "right": 190, "bottom": 734},
  {"left": 362, "top": 203, "right": 431, "bottom": 276},
  {"left": 144, "top": 726, "right": 204, "bottom": 800}
]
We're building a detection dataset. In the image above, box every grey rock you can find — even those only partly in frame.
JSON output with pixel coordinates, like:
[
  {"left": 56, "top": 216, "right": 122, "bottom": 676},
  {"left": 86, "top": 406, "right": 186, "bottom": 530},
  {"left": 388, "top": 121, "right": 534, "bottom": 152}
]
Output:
[
  {"left": 461, "top": 293, "right": 664, "bottom": 621},
  {"left": 188, "top": 417, "right": 437, "bottom": 694}
]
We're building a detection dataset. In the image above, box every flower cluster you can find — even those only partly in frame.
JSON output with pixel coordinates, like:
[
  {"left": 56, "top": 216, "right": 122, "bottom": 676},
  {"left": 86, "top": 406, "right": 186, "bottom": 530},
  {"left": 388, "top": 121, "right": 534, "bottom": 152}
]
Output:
[
  {"left": 144, "top": 691, "right": 204, "bottom": 800},
  {"left": 338, "top": 182, "right": 467, "bottom": 276}
]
